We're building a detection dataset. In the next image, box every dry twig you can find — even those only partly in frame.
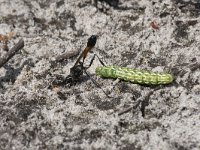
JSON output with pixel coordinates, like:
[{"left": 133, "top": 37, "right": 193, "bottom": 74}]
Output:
[
  {"left": 0, "top": 39, "right": 24, "bottom": 68},
  {"left": 118, "top": 101, "right": 141, "bottom": 116},
  {"left": 55, "top": 49, "right": 79, "bottom": 62}
]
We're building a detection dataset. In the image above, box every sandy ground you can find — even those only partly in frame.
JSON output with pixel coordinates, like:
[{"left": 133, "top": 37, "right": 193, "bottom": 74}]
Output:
[{"left": 0, "top": 0, "right": 200, "bottom": 149}]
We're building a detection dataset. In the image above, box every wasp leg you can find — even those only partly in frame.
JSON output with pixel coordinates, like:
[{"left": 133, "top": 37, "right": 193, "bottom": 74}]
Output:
[
  {"left": 83, "top": 69, "right": 110, "bottom": 98},
  {"left": 85, "top": 54, "right": 106, "bottom": 70}
]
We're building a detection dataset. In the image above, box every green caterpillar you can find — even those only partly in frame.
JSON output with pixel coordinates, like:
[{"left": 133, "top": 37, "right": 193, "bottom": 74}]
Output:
[{"left": 95, "top": 66, "right": 173, "bottom": 85}]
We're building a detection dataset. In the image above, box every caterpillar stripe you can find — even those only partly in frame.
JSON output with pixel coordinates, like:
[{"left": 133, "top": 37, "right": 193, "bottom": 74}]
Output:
[{"left": 95, "top": 66, "right": 173, "bottom": 85}]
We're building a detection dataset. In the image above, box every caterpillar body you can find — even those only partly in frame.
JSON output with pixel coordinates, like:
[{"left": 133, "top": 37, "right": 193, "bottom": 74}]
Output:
[{"left": 95, "top": 66, "right": 173, "bottom": 85}]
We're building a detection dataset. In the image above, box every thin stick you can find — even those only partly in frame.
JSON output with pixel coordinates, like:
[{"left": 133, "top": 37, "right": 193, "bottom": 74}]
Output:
[
  {"left": 118, "top": 106, "right": 133, "bottom": 116},
  {"left": 118, "top": 101, "right": 141, "bottom": 116},
  {"left": 55, "top": 49, "right": 79, "bottom": 62},
  {"left": 0, "top": 39, "right": 24, "bottom": 68}
]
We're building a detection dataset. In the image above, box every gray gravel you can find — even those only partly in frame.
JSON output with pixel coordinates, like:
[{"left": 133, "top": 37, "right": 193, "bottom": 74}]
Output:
[{"left": 0, "top": 0, "right": 200, "bottom": 149}]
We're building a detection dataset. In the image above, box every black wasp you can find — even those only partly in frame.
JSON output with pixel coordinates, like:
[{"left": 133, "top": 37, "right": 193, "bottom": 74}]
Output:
[{"left": 52, "top": 35, "right": 108, "bottom": 97}]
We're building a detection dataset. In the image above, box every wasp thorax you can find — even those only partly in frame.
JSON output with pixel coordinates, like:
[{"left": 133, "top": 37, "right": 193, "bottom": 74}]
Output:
[{"left": 70, "top": 65, "right": 83, "bottom": 78}]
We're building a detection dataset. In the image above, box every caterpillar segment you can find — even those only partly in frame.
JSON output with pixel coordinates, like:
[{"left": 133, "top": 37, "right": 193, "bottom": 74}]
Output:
[{"left": 95, "top": 66, "right": 173, "bottom": 85}]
